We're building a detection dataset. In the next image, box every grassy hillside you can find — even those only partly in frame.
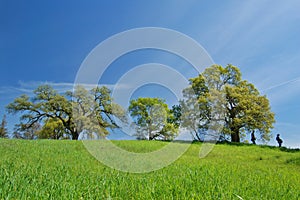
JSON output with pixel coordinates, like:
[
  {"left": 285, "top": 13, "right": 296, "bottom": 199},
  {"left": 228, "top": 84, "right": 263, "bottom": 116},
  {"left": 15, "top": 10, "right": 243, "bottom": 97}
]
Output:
[{"left": 0, "top": 139, "right": 299, "bottom": 199}]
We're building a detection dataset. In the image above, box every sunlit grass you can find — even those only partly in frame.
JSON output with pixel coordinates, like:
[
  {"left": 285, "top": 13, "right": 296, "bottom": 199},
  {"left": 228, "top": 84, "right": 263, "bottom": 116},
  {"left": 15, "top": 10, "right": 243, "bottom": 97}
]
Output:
[{"left": 0, "top": 139, "right": 299, "bottom": 199}]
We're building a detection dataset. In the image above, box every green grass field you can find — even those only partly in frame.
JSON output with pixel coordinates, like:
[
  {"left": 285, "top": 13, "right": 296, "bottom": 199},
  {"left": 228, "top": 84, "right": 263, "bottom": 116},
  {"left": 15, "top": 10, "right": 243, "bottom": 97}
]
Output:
[{"left": 0, "top": 139, "right": 299, "bottom": 199}]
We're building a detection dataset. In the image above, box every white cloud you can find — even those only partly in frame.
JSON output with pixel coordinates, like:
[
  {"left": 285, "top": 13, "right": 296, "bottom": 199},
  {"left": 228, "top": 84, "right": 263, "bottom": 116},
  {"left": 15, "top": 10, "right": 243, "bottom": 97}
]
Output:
[
  {"left": 262, "top": 76, "right": 300, "bottom": 92},
  {"left": 0, "top": 81, "right": 132, "bottom": 99}
]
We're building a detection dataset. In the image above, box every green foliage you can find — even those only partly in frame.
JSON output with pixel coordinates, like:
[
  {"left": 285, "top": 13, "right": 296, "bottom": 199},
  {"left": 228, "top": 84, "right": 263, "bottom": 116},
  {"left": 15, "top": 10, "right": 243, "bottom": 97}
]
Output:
[
  {"left": 6, "top": 85, "right": 126, "bottom": 140},
  {"left": 128, "top": 97, "right": 178, "bottom": 140},
  {"left": 13, "top": 122, "right": 41, "bottom": 139},
  {"left": 169, "top": 105, "right": 182, "bottom": 128},
  {"left": 38, "top": 118, "right": 66, "bottom": 139},
  {"left": 180, "top": 64, "right": 275, "bottom": 142},
  {"left": 224, "top": 80, "right": 275, "bottom": 142},
  {"left": 0, "top": 115, "right": 8, "bottom": 138},
  {"left": 0, "top": 139, "right": 299, "bottom": 199},
  {"left": 179, "top": 74, "right": 211, "bottom": 141}
]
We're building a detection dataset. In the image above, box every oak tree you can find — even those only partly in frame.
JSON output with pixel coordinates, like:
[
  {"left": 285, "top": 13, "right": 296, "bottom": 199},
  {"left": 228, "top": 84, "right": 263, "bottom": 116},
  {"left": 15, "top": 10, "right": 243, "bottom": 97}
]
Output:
[
  {"left": 180, "top": 64, "right": 275, "bottom": 142},
  {"left": 128, "top": 97, "right": 178, "bottom": 140},
  {"left": 7, "top": 85, "right": 126, "bottom": 140}
]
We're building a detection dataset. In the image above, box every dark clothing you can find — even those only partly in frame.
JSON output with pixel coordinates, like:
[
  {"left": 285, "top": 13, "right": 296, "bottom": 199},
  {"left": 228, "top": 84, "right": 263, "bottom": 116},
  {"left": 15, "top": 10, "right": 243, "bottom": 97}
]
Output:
[
  {"left": 276, "top": 135, "right": 283, "bottom": 147},
  {"left": 251, "top": 132, "right": 256, "bottom": 144}
]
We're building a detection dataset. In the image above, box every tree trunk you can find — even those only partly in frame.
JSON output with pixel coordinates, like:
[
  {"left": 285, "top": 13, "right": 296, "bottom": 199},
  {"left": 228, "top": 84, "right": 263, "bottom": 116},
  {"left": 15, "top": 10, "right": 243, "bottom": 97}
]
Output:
[
  {"left": 194, "top": 131, "right": 202, "bottom": 142},
  {"left": 149, "top": 132, "right": 160, "bottom": 140},
  {"left": 230, "top": 127, "right": 240, "bottom": 142},
  {"left": 71, "top": 130, "right": 79, "bottom": 140}
]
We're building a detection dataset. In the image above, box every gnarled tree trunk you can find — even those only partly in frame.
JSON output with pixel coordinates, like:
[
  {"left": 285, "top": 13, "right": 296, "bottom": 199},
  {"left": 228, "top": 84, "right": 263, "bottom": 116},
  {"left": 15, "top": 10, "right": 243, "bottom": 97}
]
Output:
[{"left": 230, "top": 127, "right": 240, "bottom": 142}]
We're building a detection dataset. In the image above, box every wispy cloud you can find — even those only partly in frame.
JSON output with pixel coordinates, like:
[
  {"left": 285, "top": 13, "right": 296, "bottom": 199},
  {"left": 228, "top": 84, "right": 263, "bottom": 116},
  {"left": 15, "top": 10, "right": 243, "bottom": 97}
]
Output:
[
  {"left": 211, "top": 1, "right": 299, "bottom": 57},
  {"left": 266, "top": 81, "right": 300, "bottom": 109},
  {"left": 262, "top": 76, "right": 300, "bottom": 92},
  {"left": 0, "top": 81, "right": 132, "bottom": 100}
]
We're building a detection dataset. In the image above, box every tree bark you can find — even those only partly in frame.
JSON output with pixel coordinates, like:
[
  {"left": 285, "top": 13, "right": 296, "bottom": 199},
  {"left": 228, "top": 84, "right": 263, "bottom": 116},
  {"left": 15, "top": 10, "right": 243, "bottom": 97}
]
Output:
[
  {"left": 194, "top": 131, "right": 202, "bottom": 142},
  {"left": 230, "top": 127, "right": 240, "bottom": 142},
  {"left": 71, "top": 130, "right": 79, "bottom": 140}
]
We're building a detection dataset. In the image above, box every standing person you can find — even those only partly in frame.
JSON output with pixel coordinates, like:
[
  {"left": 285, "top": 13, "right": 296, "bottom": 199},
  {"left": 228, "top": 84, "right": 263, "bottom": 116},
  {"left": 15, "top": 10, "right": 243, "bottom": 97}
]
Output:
[
  {"left": 251, "top": 131, "right": 256, "bottom": 144},
  {"left": 276, "top": 134, "right": 283, "bottom": 147}
]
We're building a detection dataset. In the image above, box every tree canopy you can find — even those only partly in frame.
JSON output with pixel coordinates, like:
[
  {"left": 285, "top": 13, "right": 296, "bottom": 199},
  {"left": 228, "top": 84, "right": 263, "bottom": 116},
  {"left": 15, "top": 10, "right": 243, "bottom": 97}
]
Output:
[
  {"left": 38, "top": 118, "right": 66, "bottom": 139},
  {"left": 5, "top": 64, "right": 275, "bottom": 143},
  {"left": 13, "top": 122, "right": 41, "bottom": 139},
  {"left": 7, "top": 85, "right": 126, "bottom": 140},
  {"left": 0, "top": 115, "right": 8, "bottom": 138},
  {"left": 128, "top": 97, "right": 178, "bottom": 140},
  {"left": 179, "top": 64, "right": 275, "bottom": 143}
]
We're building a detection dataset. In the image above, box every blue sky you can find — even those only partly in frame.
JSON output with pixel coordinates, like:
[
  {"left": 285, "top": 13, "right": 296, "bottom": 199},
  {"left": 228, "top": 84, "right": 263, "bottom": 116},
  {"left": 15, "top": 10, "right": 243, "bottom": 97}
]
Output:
[{"left": 1, "top": 0, "right": 300, "bottom": 147}]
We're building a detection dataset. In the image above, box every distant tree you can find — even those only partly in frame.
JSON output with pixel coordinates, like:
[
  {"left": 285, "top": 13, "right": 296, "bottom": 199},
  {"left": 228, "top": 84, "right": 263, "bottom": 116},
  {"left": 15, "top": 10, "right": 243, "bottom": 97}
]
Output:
[
  {"left": 68, "top": 85, "right": 127, "bottom": 139},
  {"left": 169, "top": 105, "right": 182, "bottom": 129},
  {"left": 13, "top": 122, "right": 41, "bottom": 139},
  {"left": 128, "top": 97, "right": 178, "bottom": 140},
  {"left": 0, "top": 115, "right": 8, "bottom": 138},
  {"left": 7, "top": 85, "right": 76, "bottom": 139},
  {"left": 179, "top": 74, "right": 211, "bottom": 141},
  {"left": 180, "top": 64, "right": 275, "bottom": 143},
  {"left": 37, "top": 118, "right": 66, "bottom": 139},
  {"left": 7, "top": 85, "right": 126, "bottom": 140}
]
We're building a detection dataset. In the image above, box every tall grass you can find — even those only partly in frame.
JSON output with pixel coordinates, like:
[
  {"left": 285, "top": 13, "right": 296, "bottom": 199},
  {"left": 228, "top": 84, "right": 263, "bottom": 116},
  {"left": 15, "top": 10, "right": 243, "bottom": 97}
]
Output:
[{"left": 0, "top": 139, "right": 299, "bottom": 199}]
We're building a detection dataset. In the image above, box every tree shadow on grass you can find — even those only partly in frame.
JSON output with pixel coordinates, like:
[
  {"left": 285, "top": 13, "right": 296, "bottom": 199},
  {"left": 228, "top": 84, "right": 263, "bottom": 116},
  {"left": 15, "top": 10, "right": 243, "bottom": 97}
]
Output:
[
  {"left": 216, "top": 141, "right": 253, "bottom": 146},
  {"left": 286, "top": 157, "right": 300, "bottom": 165},
  {"left": 259, "top": 145, "right": 300, "bottom": 153},
  {"left": 149, "top": 140, "right": 300, "bottom": 153},
  {"left": 213, "top": 141, "right": 300, "bottom": 153}
]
